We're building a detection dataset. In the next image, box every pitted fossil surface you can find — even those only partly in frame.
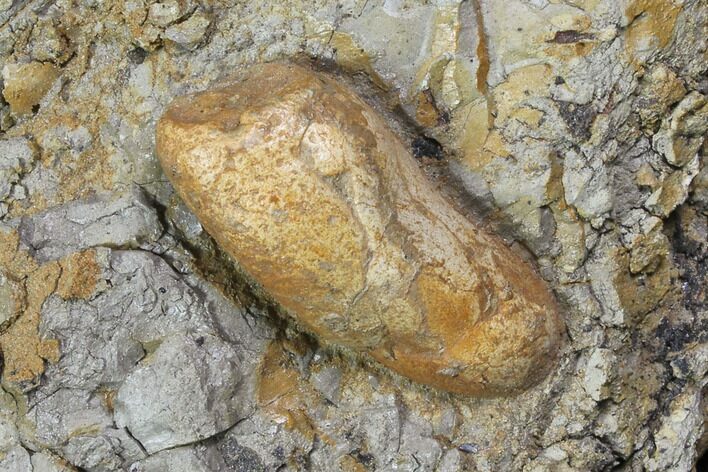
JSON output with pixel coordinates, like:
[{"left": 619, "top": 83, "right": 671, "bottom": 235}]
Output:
[{"left": 156, "top": 63, "right": 564, "bottom": 396}]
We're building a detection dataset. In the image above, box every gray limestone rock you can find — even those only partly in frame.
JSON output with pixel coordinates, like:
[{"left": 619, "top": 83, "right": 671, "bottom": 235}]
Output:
[
  {"left": 0, "top": 445, "right": 32, "bottom": 472},
  {"left": 62, "top": 430, "right": 146, "bottom": 472},
  {"left": 164, "top": 12, "right": 212, "bottom": 50},
  {"left": 17, "top": 188, "right": 162, "bottom": 262},
  {"left": 30, "top": 388, "right": 114, "bottom": 449},
  {"left": 652, "top": 92, "right": 707, "bottom": 167},
  {"left": 225, "top": 413, "right": 313, "bottom": 471},
  {"left": 114, "top": 332, "right": 245, "bottom": 454},
  {"left": 398, "top": 415, "right": 443, "bottom": 471},
  {"left": 38, "top": 249, "right": 221, "bottom": 391},
  {"left": 0, "top": 137, "right": 36, "bottom": 215},
  {"left": 310, "top": 366, "right": 343, "bottom": 404},
  {"left": 0, "top": 414, "right": 19, "bottom": 454},
  {"left": 30, "top": 451, "right": 73, "bottom": 472},
  {"left": 129, "top": 446, "right": 216, "bottom": 472}
]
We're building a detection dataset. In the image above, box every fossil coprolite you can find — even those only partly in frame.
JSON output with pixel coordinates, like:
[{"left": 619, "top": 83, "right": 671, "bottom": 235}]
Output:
[{"left": 156, "top": 63, "right": 563, "bottom": 396}]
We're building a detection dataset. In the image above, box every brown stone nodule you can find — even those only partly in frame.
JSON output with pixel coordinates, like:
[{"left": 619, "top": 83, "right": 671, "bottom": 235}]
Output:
[{"left": 156, "top": 63, "right": 564, "bottom": 396}]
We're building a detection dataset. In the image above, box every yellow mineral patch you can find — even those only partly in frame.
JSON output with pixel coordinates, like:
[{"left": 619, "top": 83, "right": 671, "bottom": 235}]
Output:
[
  {"left": 510, "top": 107, "right": 545, "bottom": 128},
  {"left": 0, "top": 275, "right": 24, "bottom": 331},
  {"left": 99, "top": 387, "right": 118, "bottom": 413},
  {"left": 257, "top": 341, "right": 316, "bottom": 440},
  {"left": 457, "top": 101, "right": 496, "bottom": 171},
  {"left": 2, "top": 62, "right": 61, "bottom": 116},
  {"left": 484, "top": 130, "right": 511, "bottom": 158},
  {"left": 57, "top": 250, "right": 101, "bottom": 300},
  {"left": 328, "top": 32, "right": 387, "bottom": 90},
  {"left": 452, "top": 59, "right": 480, "bottom": 106},
  {"left": 430, "top": 3, "right": 461, "bottom": 58},
  {"left": 0, "top": 229, "right": 62, "bottom": 383},
  {"left": 493, "top": 63, "right": 554, "bottom": 124},
  {"left": 0, "top": 261, "right": 61, "bottom": 383},
  {"left": 415, "top": 90, "right": 443, "bottom": 128},
  {"left": 457, "top": 64, "right": 552, "bottom": 172},
  {"left": 625, "top": 0, "right": 682, "bottom": 67},
  {"left": 470, "top": 0, "right": 490, "bottom": 98}
]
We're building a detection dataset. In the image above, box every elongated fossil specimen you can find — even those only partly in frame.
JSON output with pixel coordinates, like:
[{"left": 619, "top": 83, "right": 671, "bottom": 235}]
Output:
[{"left": 156, "top": 63, "right": 563, "bottom": 396}]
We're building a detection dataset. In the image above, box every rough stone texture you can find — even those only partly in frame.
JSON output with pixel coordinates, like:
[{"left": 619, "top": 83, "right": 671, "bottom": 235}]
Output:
[
  {"left": 17, "top": 187, "right": 163, "bottom": 262},
  {"left": 0, "top": 444, "right": 32, "bottom": 471},
  {"left": 0, "top": 0, "right": 704, "bottom": 470},
  {"left": 0, "top": 137, "right": 37, "bottom": 218},
  {"left": 114, "top": 332, "right": 244, "bottom": 453}
]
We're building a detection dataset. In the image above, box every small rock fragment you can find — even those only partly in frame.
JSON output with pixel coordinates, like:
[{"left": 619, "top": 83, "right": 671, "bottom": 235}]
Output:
[
  {"left": 164, "top": 13, "right": 212, "bottom": 50},
  {"left": 458, "top": 443, "right": 480, "bottom": 454},
  {"left": 620, "top": 213, "right": 669, "bottom": 275},
  {"left": 356, "top": 394, "right": 401, "bottom": 466},
  {"left": 0, "top": 137, "right": 37, "bottom": 202},
  {"left": 0, "top": 445, "right": 32, "bottom": 471},
  {"left": 130, "top": 446, "right": 214, "bottom": 472},
  {"left": 562, "top": 149, "right": 612, "bottom": 220},
  {"left": 645, "top": 155, "right": 700, "bottom": 217},
  {"left": 147, "top": 0, "right": 185, "bottom": 27},
  {"left": 635, "top": 162, "right": 659, "bottom": 189},
  {"left": 30, "top": 452, "right": 73, "bottom": 472},
  {"left": 30, "top": 388, "right": 114, "bottom": 447},
  {"left": 438, "top": 449, "right": 464, "bottom": 470},
  {"left": 29, "top": 19, "right": 71, "bottom": 64},
  {"left": 167, "top": 200, "right": 203, "bottom": 238},
  {"left": 629, "top": 227, "right": 668, "bottom": 275},
  {"left": 310, "top": 366, "right": 343, "bottom": 404},
  {"left": 675, "top": 205, "right": 707, "bottom": 256},
  {"left": 114, "top": 333, "right": 244, "bottom": 454},
  {"left": 62, "top": 431, "right": 145, "bottom": 471},
  {"left": 636, "top": 63, "right": 686, "bottom": 128},
  {"left": 217, "top": 438, "right": 265, "bottom": 472},
  {"left": 399, "top": 415, "right": 442, "bottom": 469},
  {"left": 0, "top": 415, "right": 19, "bottom": 454},
  {"left": 652, "top": 91, "right": 707, "bottom": 167},
  {"left": 431, "top": 407, "right": 457, "bottom": 439},
  {"left": 646, "top": 388, "right": 704, "bottom": 471},
  {"left": 226, "top": 413, "right": 312, "bottom": 471},
  {"left": 2, "top": 62, "right": 60, "bottom": 115},
  {"left": 582, "top": 348, "right": 615, "bottom": 402}
]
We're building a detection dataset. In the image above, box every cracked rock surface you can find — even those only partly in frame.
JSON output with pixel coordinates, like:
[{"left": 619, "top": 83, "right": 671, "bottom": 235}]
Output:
[{"left": 0, "top": 0, "right": 705, "bottom": 471}]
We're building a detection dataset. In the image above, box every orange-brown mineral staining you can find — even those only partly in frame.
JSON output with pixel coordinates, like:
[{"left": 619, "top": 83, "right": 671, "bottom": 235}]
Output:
[
  {"left": 2, "top": 61, "right": 60, "bottom": 116},
  {"left": 156, "top": 63, "right": 564, "bottom": 396},
  {"left": 0, "top": 229, "right": 62, "bottom": 383}
]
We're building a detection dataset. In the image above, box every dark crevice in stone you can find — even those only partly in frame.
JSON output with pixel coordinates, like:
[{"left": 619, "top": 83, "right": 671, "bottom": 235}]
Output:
[
  {"left": 556, "top": 101, "right": 597, "bottom": 141},
  {"left": 411, "top": 135, "right": 444, "bottom": 160}
]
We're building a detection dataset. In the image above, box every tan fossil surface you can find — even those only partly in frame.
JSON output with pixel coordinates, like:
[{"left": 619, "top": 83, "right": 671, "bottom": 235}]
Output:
[{"left": 156, "top": 62, "right": 564, "bottom": 396}]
